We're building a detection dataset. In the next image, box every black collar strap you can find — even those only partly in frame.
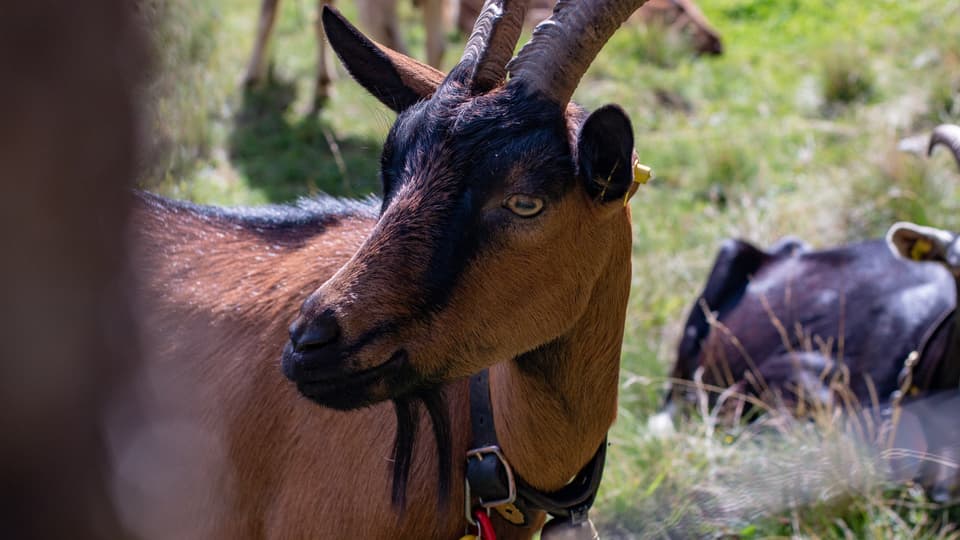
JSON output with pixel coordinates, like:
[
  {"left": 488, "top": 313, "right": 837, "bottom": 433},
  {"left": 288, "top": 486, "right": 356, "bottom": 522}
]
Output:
[
  {"left": 895, "top": 306, "right": 956, "bottom": 403},
  {"left": 466, "top": 368, "right": 608, "bottom": 528}
]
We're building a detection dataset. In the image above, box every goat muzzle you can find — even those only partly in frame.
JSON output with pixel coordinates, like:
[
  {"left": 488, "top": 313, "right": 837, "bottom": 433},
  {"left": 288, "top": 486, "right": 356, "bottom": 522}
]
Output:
[
  {"left": 282, "top": 345, "right": 415, "bottom": 410},
  {"left": 289, "top": 309, "right": 341, "bottom": 353}
]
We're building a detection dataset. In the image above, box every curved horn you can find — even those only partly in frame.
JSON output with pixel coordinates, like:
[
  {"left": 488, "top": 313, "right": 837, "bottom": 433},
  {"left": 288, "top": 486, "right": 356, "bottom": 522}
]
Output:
[
  {"left": 928, "top": 124, "right": 960, "bottom": 172},
  {"left": 451, "top": 0, "right": 528, "bottom": 93},
  {"left": 508, "top": 0, "right": 649, "bottom": 106}
]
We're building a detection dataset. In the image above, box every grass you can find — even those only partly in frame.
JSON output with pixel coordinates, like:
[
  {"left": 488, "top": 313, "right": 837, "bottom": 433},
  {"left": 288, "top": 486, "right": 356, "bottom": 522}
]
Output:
[
  {"left": 820, "top": 45, "right": 877, "bottom": 113},
  {"left": 141, "top": 0, "right": 960, "bottom": 536},
  {"left": 599, "top": 379, "right": 960, "bottom": 539}
]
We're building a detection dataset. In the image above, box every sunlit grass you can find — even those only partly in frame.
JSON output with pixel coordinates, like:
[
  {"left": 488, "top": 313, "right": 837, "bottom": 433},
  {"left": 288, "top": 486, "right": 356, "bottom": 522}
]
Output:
[
  {"left": 599, "top": 373, "right": 960, "bottom": 539},
  {"left": 820, "top": 45, "right": 878, "bottom": 113}
]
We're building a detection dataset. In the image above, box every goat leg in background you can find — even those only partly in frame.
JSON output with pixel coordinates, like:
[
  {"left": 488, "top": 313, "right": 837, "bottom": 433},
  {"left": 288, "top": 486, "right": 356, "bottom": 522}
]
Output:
[
  {"left": 421, "top": 0, "right": 447, "bottom": 67},
  {"left": 244, "top": 0, "right": 282, "bottom": 87},
  {"left": 356, "top": 0, "right": 408, "bottom": 55},
  {"left": 312, "top": 0, "right": 338, "bottom": 111}
]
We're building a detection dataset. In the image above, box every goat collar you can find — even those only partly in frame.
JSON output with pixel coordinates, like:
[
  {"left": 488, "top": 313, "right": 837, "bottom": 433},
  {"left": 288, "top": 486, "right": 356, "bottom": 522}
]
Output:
[
  {"left": 900, "top": 306, "right": 958, "bottom": 399},
  {"left": 465, "top": 368, "right": 607, "bottom": 529}
]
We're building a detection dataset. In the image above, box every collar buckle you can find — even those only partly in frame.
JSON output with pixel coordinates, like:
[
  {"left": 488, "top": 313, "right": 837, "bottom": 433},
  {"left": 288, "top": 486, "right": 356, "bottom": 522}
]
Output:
[{"left": 466, "top": 444, "right": 517, "bottom": 508}]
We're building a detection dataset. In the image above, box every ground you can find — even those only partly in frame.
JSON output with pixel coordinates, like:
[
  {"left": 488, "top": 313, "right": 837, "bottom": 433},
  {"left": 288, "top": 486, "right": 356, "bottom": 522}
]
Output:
[{"left": 142, "top": 0, "right": 960, "bottom": 536}]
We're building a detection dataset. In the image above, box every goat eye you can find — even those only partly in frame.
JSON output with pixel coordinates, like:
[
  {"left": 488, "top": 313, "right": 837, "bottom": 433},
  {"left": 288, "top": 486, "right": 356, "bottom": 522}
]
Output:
[{"left": 503, "top": 194, "right": 544, "bottom": 217}]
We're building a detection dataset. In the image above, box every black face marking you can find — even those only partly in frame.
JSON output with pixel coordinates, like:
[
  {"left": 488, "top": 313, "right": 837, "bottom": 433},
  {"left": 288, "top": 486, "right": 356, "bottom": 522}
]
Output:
[
  {"left": 375, "top": 85, "right": 578, "bottom": 315},
  {"left": 421, "top": 185, "right": 478, "bottom": 312}
]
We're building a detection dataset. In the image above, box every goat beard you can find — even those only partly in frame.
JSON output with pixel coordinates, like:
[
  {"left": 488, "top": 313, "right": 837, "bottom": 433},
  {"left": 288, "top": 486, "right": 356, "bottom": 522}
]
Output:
[{"left": 390, "top": 386, "right": 452, "bottom": 511}]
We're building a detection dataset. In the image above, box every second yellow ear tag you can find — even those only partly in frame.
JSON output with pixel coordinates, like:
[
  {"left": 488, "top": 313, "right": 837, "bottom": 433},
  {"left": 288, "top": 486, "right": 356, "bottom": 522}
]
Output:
[{"left": 910, "top": 238, "right": 932, "bottom": 261}]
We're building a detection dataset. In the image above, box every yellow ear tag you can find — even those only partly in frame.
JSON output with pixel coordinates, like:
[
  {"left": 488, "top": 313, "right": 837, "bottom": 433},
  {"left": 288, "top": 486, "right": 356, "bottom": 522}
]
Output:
[
  {"left": 458, "top": 536, "right": 478, "bottom": 540},
  {"left": 910, "top": 238, "right": 932, "bottom": 261},
  {"left": 633, "top": 160, "right": 653, "bottom": 185},
  {"left": 623, "top": 154, "right": 653, "bottom": 207}
]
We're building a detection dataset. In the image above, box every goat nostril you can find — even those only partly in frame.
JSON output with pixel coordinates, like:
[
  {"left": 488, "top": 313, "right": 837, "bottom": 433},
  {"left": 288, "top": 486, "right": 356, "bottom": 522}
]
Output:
[{"left": 290, "top": 311, "right": 341, "bottom": 352}]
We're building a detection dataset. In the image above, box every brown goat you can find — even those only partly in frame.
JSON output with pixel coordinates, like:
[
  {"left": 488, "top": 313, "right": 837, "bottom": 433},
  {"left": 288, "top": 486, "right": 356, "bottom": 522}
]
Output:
[
  {"left": 130, "top": 0, "right": 651, "bottom": 537},
  {"left": 459, "top": 0, "right": 723, "bottom": 56},
  {"left": 244, "top": 0, "right": 447, "bottom": 111}
]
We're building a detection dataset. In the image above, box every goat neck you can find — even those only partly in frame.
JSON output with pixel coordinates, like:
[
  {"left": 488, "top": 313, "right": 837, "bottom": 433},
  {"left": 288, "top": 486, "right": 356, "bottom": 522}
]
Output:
[{"left": 490, "top": 215, "right": 632, "bottom": 490}]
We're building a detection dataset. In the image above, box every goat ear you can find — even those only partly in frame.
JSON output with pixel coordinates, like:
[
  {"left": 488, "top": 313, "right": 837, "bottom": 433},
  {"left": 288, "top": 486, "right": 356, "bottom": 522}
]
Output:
[
  {"left": 577, "top": 104, "right": 635, "bottom": 205},
  {"left": 886, "top": 222, "right": 953, "bottom": 263},
  {"left": 321, "top": 7, "right": 443, "bottom": 112}
]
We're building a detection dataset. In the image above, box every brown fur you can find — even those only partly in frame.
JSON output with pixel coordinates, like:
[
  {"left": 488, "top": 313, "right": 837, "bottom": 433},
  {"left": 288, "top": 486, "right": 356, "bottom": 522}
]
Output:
[{"left": 381, "top": 47, "right": 446, "bottom": 96}]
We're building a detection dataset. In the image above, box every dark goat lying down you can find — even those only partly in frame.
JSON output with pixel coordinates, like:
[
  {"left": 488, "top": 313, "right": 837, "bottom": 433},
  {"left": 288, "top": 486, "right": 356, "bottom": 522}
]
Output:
[
  {"left": 666, "top": 236, "right": 960, "bottom": 501},
  {"left": 668, "top": 237, "right": 957, "bottom": 412}
]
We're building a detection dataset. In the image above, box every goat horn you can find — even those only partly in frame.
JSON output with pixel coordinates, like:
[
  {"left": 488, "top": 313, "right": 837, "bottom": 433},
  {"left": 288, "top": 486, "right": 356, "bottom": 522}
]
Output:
[
  {"left": 452, "top": 0, "right": 529, "bottom": 93},
  {"left": 507, "top": 0, "right": 650, "bottom": 106},
  {"left": 928, "top": 124, "right": 960, "bottom": 172}
]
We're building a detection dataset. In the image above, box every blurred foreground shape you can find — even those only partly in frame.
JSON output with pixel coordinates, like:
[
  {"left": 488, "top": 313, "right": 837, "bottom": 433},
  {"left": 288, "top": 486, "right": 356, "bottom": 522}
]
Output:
[{"left": 0, "top": 1, "right": 146, "bottom": 538}]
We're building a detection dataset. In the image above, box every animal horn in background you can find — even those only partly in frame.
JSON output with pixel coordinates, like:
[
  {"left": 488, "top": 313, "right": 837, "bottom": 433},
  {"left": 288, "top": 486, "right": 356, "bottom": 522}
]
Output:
[
  {"left": 450, "top": 0, "right": 529, "bottom": 93},
  {"left": 508, "top": 0, "right": 650, "bottom": 106},
  {"left": 928, "top": 124, "right": 960, "bottom": 172}
]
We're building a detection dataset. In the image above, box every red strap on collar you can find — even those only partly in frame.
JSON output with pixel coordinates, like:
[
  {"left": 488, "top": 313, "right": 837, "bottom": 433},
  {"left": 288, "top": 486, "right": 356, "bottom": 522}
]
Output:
[{"left": 474, "top": 510, "right": 496, "bottom": 540}]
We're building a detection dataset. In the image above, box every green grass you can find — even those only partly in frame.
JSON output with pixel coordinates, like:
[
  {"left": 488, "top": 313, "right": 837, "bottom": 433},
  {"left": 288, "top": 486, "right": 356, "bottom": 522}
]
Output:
[
  {"left": 820, "top": 44, "right": 877, "bottom": 109},
  {"left": 142, "top": 0, "right": 960, "bottom": 536}
]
